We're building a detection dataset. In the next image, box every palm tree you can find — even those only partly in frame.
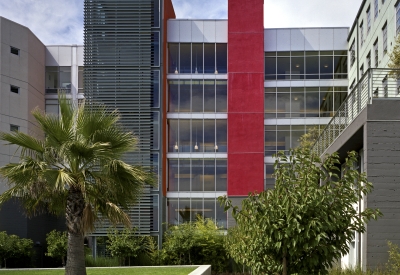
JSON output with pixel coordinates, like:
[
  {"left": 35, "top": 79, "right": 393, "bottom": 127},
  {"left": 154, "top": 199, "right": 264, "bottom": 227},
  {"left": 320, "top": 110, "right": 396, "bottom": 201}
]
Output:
[{"left": 0, "top": 95, "right": 154, "bottom": 275}]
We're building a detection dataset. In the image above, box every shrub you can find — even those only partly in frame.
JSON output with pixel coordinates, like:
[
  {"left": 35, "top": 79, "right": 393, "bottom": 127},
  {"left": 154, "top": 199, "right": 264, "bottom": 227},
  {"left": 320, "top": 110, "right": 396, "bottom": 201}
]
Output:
[
  {"left": 161, "top": 217, "right": 229, "bottom": 274},
  {"left": 0, "top": 231, "right": 33, "bottom": 268},
  {"left": 45, "top": 230, "right": 67, "bottom": 266}
]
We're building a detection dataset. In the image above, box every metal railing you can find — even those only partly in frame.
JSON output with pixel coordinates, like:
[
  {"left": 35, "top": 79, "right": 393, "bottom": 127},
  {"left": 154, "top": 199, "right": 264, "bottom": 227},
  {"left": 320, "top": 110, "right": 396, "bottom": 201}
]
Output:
[{"left": 313, "top": 68, "right": 400, "bottom": 156}]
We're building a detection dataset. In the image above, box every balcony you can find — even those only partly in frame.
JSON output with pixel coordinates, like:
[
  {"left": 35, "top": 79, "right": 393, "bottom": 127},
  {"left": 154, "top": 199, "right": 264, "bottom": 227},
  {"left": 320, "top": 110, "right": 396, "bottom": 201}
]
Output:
[{"left": 313, "top": 68, "right": 400, "bottom": 156}]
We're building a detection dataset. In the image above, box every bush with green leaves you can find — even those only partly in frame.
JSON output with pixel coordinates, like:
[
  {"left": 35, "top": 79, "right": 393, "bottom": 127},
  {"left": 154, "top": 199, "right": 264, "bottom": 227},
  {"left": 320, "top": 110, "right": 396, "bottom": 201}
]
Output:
[
  {"left": 45, "top": 230, "right": 67, "bottom": 266},
  {"left": 220, "top": 148, "right": 382, "bottom": 275},
  {"left": 107, "top": 228, "right": 141, "bottom": 266},
  {"left": 161, "top": 217, "right": 229, "bottom": 273},
  {"left": 0, "top": 231, "right": 33, "bottom": 268}
]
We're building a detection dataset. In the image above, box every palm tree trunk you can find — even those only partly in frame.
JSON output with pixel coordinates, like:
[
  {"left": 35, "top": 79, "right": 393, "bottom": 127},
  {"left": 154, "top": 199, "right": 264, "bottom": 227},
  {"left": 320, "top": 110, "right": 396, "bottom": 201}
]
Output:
[{"left": 65, "top": 187, "right": 86, "bottom": 275}]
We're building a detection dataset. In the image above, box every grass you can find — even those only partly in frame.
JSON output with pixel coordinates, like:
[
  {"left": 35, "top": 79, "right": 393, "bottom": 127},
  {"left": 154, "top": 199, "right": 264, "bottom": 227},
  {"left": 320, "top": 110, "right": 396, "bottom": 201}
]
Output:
[{"left": 0, "top": 267, "right": 197, "bottom": 275}]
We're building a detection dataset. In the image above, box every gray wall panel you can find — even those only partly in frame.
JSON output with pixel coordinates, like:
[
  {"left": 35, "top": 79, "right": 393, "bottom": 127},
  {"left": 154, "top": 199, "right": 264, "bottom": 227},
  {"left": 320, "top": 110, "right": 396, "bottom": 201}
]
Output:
[{"left": 366, "top": 121, "right": 400, "bottom": 269}]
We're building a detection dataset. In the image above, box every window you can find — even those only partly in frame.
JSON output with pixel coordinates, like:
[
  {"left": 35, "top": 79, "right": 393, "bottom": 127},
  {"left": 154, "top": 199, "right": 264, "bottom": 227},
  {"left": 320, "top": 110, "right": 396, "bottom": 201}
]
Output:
[
  {"left": 360, "top": 22, "right": 364, "bottom": 47},
  {"left": 367, "top": 52, "right": 371, "bottom": 69},
  {"left": 383, "top": 75, "right": 388, "bottom": 97},
  {"left": 10, "top": 85, "right": 19, "bottom": 94},
  {"left": 45, "top": 66, "right": 71, "bottom": 94},
  {"left": 360, "top": 64, "right": 364, "bottom": 77},
  {"left": 383, "top": 23, "right": 387, "bottom": 54},
  {"left": 350, "top": 41, "right": 356, "bottom": 67},
  {"left": 366, "top": 6, "right": 371, "bottom": 34},
  {"left": 264, "top": 51, "right": 347, "bottom": 80},
  {"left": 374, "top": 0, "right": 379, "bottom": 19},
  {"left": 168, "top": 119, "right": 227, "bottom": 153},
  {"left": 382, "top": 0, "right": 385, "bottom": 4},
  {"left": 10, "top": 125, "right": 19, "bottom": 132},
  {"left": 168, "top": 80, "right": 227, "bottom": 113},
  {"left": 10, "top": 46, "right": 19, "bottom": 55},
  {"left": 374, "top": 39, "right": 379, "bottom": 67},
  {"left": 168, "top": 43, "right": 227, "bottom": 74},
  {"left": 397, "top": 3, "right": 400, "bottom": 35}
]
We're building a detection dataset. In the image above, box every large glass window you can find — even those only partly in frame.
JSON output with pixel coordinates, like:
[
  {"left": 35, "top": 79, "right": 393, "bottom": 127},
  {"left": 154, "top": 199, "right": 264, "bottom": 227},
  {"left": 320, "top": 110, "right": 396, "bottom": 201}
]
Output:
[
  {"left": 168, "top": 43, "right": 227, "bottom": 74},
  {"left": 45, "top": 66, "right": 71, "bottom": 94},
  {"left": 168, "top": 119, "right": 227, "bottom": 152},
  {"left": 265, "top": 86, "right": 347, "bottom": 118},
  {"left": 167, "top": 159, "right": 227, "bottom": 192},
  {"left": 374, "top": 0, "right": 379, "bottom": 19},
  {"left": 167, "top": 198, "right": 227, "bottom": 228},
  {"left": 265, "top": 125, "right": 324, "bottom": 156},
  {"left": 168, "top": 80, "right": 227, "bottom": 113},
  {"left": 264, "top": 51, "right": 347, "bottom": 80}
]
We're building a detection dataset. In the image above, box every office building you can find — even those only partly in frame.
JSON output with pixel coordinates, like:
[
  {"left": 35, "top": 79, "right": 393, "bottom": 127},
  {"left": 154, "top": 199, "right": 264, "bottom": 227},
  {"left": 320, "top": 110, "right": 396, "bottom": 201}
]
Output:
[{"left": 0, "top": 0, "right": 399, "bottom": 270}]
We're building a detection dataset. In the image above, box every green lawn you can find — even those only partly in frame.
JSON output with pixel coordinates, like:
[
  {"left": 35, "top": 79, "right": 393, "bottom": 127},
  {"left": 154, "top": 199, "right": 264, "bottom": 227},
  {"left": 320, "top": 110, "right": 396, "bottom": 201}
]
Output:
[{"left": 0, "top": 267, "right": 197, "bottom": 275}]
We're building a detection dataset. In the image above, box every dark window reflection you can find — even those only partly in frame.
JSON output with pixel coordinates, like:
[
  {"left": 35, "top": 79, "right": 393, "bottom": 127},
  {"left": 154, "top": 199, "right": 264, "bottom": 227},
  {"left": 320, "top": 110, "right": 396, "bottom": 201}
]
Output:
[
  {"left": 168, "top": 44, "right": 179, "bottom": 73},
  {"left": 204, "top": 44, "right": 215, "bottom": 74},
  {"left": 216, "top": 44, "right": 227, "bottom": 73},
  {"left": 192, "top": 43, "right": 203, "bottom": 74},
  {"left": 180, "top": 43, "right": 191, "bottom": 73}
]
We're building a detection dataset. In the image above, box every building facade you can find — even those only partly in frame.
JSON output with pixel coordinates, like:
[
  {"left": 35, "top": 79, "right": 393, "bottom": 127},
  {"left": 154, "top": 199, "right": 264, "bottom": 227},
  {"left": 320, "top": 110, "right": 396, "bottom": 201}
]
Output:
[{"left": 1, "top": 0, "right": 400, "bottom": 270}]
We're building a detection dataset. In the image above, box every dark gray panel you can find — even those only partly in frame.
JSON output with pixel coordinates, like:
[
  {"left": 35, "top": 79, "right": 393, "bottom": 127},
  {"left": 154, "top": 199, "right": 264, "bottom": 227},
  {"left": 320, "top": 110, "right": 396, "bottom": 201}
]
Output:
[{"left": 366, "top": 121, "right": 400, "bottom": 269}]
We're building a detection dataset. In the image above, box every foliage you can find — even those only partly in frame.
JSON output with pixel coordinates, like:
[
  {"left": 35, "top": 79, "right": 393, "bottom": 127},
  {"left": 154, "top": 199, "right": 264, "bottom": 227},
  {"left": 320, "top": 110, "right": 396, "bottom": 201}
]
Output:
[
  {"left": 386, "top": 241, "right": 400, "bottom": 273},
  {"left": 0, "top": 231, "right": 33, "bottom": 268},
  {"left": 388, "top": 35, "right": 400, "bottom": 79},
  {"left": 0, "top": 267, "right": 197, "bottom": 275},
  {"left": 84, "top": 255, "right": 119, "bottom": 267},
  {"left": 161, "top": 217, "right": 229, "bottom": 273},
  {"left": 45, "top": 230, "right": 68, "bottom": 266},
  {"left": 298, "top": 126, "right": 321, "bottom": 151},
  {"left": 0, "top": 94, "right": 155, "bottom": 275},
  {"left": 107, "top": 228, "right": 141, "bottom": 265},
  {"left": 219, "top": 148, "right": 382, "bottom": 275},
  {"left": 106, "top": 228, "right": 158, "bottom": 266}
]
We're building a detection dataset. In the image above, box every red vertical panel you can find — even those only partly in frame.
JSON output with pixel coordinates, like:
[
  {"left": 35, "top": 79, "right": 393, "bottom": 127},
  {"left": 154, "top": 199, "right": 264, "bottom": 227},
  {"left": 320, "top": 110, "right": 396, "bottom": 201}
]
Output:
[
  {"left": 228, "top": 0, "right": 264, "bottom": 196},
  {"left": 162, "top": 0, "right": 176, "bottom": 196}
]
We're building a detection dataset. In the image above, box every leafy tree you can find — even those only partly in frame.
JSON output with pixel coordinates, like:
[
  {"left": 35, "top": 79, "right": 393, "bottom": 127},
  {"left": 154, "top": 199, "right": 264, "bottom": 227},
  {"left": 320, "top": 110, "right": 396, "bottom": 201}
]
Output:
[
  {"left": 219, "top": 148, "right": 382, "bottom": 275},
  {"left": 297, "top": 126, "right": 321, "bottom": 151},
  {"left": 388, "top": 34, "right": 400, "bottom": 78},
  {"left": 0, "top": 95, "right": 154, "bottom": 275},
  {"left": 0, "top": 231, "right": 33, "bottom": 268},
  {"left": 46, "top": 230, "right": 68, "bottom": 266},
  {"left": 161, "top": 217, "right": 229, "bottom": 273},
  {"left": 107, "top": 228, "right": 141, "bottom": 266}
]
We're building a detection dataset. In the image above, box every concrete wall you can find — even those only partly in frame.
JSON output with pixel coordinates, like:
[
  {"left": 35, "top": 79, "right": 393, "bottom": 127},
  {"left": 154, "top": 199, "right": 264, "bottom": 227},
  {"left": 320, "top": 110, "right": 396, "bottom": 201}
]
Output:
[{"left": 0, "top": 17, "right": 45, "bottom": 194}]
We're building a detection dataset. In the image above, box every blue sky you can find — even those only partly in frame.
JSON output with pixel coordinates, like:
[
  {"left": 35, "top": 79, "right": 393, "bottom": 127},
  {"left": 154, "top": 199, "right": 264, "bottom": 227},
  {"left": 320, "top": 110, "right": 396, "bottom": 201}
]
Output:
[{"left": 0, "top": 0, "right": 361, "bottom": 45}]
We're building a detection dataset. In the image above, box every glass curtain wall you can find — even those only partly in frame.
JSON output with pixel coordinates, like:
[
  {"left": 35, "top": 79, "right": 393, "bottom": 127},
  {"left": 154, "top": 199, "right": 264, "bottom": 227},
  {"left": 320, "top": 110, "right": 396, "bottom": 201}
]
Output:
[{"left": 265, "top": 51, "right": 347, "bottom": 80}]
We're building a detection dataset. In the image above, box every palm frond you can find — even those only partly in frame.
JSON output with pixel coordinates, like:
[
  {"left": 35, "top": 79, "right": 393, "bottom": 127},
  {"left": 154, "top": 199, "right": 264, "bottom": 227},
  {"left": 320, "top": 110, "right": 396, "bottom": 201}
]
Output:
[
  {"left": 58, "top": 93, "right": 75, "bottom": 131},
  {"left": 0, "top": 132, "right": 45, "bottom": 157}
]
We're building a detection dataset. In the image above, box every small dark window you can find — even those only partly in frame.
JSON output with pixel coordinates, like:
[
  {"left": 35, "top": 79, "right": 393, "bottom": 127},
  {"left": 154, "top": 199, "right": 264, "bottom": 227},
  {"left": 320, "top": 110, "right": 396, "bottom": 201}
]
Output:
[
  {"left": 10, "top": 47, "right": 19, "bottom": 55},
  {"left": 10, "top": 125, "right": 19, "bottom": 132},
  {"left": 10, "top": 85, "right": 19, "bottom": 94}
]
